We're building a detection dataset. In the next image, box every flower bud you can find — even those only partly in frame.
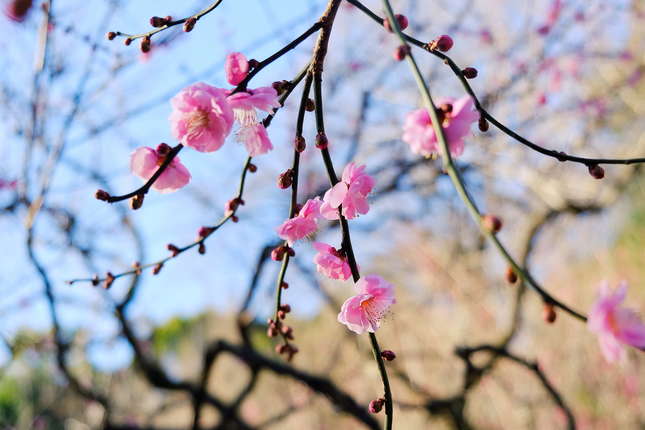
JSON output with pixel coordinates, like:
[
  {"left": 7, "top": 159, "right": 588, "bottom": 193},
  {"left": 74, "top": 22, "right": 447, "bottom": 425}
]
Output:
[
  {"left": 393, "top": 44, "right": 410, "bottom": 61},
  {"left": 505, "top": 267, "right": 518, "bottom": 284},
  {"left": 478, "top": 115, "right": 489, "bottom": 132},
  {"left": 183, "top": 17, "right": 196, "bottom": 32},
  {"left": 462, "top": 67, "right": 478, "bottom": 79},
  {"left": 198, "top": 243, "right": 206, "bottom": 255},
  {"left": 153, "top": 263, "right": 163, "bottom": 275},
  {"left": 305, "top": 98, "right": 315, "bottom": 112},
  {"left": 280, "top": 304, "right": 291, "bottom": 313},
  {"left": 106, "top": 31, "right": 117, "bottom": 41},
  {"left": 103, "top": 272, "right": 115, "bottom": 289},
  {"left": 277, "top": 169, "right": 293, "bottom": 189},
  {"left": 91, "top": 274, "right": 100, "bottom": 286},
  {"left": 295, "top": 136, "right": 306, "bottom": 153},
  {"left": 130, "top": 193, "right": 144, "bottom": 210},
  {"left": 281, "top": 281, "right": 289, "bottom": 290},
  {"left": 140, "top": 36, "right": 151, "bottom": 53},
  {"left": 124, "top": 38, "right": 133, "bottom": 46},
  {"left": 271, "top": 246, "right": 286, "bottom": 261},
  {"left": 481, "top": 214, "right": 502, "bottom": 234},
  {"left": 368, "top": 398, "right": 385, "bottom": 414},
  {"left": 431, "top": 34, "right": 453, "bottom": 52},
  {"left": 247, "top": 163, "right": 257, "bottom": 173},
  {"left": 149, "top": 16, "right": 167, "bottom": 27},
  {"left": 588, "top": 164, "right": 605, "bottom": 180},
  {"left": 384, "top": 14, "right": 408, "bottom": 32},
  {"left": 167, "top": 243, "right": 180, "bottom": 256},
  {"left": 198, "top": 226, "right": 214, "bottom": 238},
  {"left": 380, "top": 350, "right": 396, "bottom": 361},
  {"left": 95, "top": 189, "right": 111, "bottom": 201},
  {"left": 543, "top": 303, "right": 557, "bottom": 324},
  {"left": 315, "top": 133, "right": 328, "bottom": 150}
]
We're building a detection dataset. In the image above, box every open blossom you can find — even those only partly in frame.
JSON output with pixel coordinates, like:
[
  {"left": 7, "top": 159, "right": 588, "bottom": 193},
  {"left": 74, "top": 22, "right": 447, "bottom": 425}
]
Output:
[
  {"left": 588, "top": 281, "right": 645, "bottom": 363},
  {"left": 170, "top": 82, "right": 234, "bottom": 152},
  {"left": 276, "top": 197, "right": 322, "bottom": 245},
  {"left": 227, "top": 85, "right": 280, "bottom": 157},
  {"left": 225, "top": 52, "right": 249, "bottom": 86},
  {"left": 338, "top": 275, "right": 395, "bottom": 334},
  {"left": 130, "top": 145, "right": 191, "bottom": 193},
  {"left": 313, "top": 242, "right": 351, "bottom": 281},
  {"left": 236, "top": 123, "right": 273, "bottom": 156},
  {"left": 320, "top": 162, "right": 374, "bottom": 220},
  {"left": 402, "top": 95, "right": 478, "bottom": 158}
]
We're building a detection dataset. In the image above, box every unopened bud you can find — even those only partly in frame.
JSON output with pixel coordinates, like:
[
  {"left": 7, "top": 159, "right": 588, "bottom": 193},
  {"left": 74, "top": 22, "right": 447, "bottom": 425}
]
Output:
[
  {"left": 393, "top": 44, "right": 410, "bottom": 61},
  {"left": 294, "top": 136, "right": 306, "bottom": 152},
  {"left": 198, "top": 243, "right": 206, "bottom": 255},
  {"left": 271, "top": 246, "right": 286, "bottom": 261},
  {"left": 277, "top": 170, "right": 293, "bottom": 189},
  {"left": 430, "top": 34, "right": 453, "bottom": 52},
  {"left": 505, "top": 267, "right": 518, "bottom": 284},
  {"left": 267, "top": 326, "right": 278, "bottom": 337},
  {"left": 130, "top": 193, "right": 144, "bottom": 210},
  {"left": 380, "top": 350, "right": 396, "bottom": 361},
  {"left": 140, "top": 37, "right": 151, "bottom": 53},
  {"left": 383, "top": 14, "right": 408, "bottom": 32},
  {"left": 247, "top": 163, "right": 257, "bottom": 173},
  {"left": 478, "top": 115, "right": 489, "bottom": 132},
  {"left": 543, "top": 303, "right": 557, "bottom": 324},
  {"left": 281, "top": 281, "right": 289, "bottom": 289},
  {"left": 368, "top": 398, "right": 385, "bottom": 414},
  {"left": 106, "top": 31, "right": 117, "bottom": 40},
  {"left": 198, "top": 226, "right": 214, "bottom": 238},
  {"left": 315, "top": 133, "right": 328, "bottom": 150},
  {"left": 124, "top": 38, "right": 133, "bottom": 46},
  {"left": 183, "top": 17, "right": 196, "bottom": 32},
  {"left": 91, "top": 274, "right": 100, "bottom": 286},
  {"left": 462, "top": 67, "right": 478, "bottom": 79},
  {"left": 133, "top": 261, "right": 142, "bottom": 275},
  {"left": 95, "top": 189, "right": 111, "bottom": 201},
  {"left": 279, "top": 304, "right": 291, "bottom": 313},
  {"left": 167, "top": 243, "right": 180, "bottom": 256},
  {"left": 149, "top": 16, "right": 167, "bottom": 27},
  {"left": 588, "top": 164, "right": 605, "bottom": 180},
  {"left": 153, "top": 263, "right": 163, "bottom": 275},
  {"left": 103, "top": 272, "right": 115, "bottom": 289},
  {"left": 481, "top": 214, "right": 502, "bottom": 234},
  {"left": 305, "top": 98, "right": 315, "bottom": 112}
]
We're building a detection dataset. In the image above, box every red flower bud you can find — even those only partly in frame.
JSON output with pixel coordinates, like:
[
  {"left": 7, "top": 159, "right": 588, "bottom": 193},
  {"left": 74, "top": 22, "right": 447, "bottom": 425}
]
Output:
[
  {"left": 106, "top": 31, "right": 117, "bottom": 41},
  {"left": 431, "top": 34, "right": 454, "bottom": 52},
  {"left": 393, "top": 44, "right": 410, "bottom": 61},
  {"left": 543, "top": 303, "right": 557, "bottom": 324},
  {"left": 505, "top": 267, "right": 518, "bottom": 284},
  {"left": 588, "top": 164, "right": 605, "bottom": 180},
  {"left": 315, "top": 133, "right": 328, "bottom": 150},
  {"left": 295, "top": 136, "right": 306, "bottom": 153},
  {"left": 383, "top": 14, "right": 408, "bottom": 32},
  {"left": 481, "top": 214, "right": 502, "bottom": 234},
  {"left": 368, "top": 398, "right": 385, "bottom": 414},
  {"left": 380, "top": 350, "right": 396, "bottom": 361},
  {"left": 462, "top": 67, "right": 478, "bottom": 79}
]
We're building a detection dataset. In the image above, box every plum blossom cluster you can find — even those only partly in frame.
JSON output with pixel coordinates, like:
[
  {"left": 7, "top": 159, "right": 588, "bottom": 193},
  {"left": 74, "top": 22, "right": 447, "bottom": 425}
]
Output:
[
  {"left": 402, "top": 95, "right": 479, "bottom": 158},
  {"left": 130, "top": 52, "right": 280, "bottom": 193},
  {"left": 274, "top": 162, "right": 394, "bottom": 334}
]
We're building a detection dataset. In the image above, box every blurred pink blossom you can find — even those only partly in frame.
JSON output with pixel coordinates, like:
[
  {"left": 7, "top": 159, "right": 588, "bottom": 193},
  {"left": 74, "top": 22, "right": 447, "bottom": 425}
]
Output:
[
  {"left": 5, "top": 0, "right": 32, "bottom": 22},
  {"left": 169, "top": 82, "right": 234, "bottom": 152},
  {"left": 276, "top": 197, "right": 322, "bottom": 245},
  {"left": 320, "top": 162, "right": 374, "bottom": 220},
  {"left": 587, "top": 281, "right": 645, "bottom": 363},
  {"left": 225, "top": 52, "right": 249, "bottom": 86},
  {"left": 338, "top": 275, "right": 395, "bottom": 334},
  {"left": 130, "top": 145, "right": 191, "bottom": 193},
  {"left": 312, "top": 242, "right": 352, "bottom": 281},
  {"left": 402, "top": 95, "right": 478, "bottom": 158}
]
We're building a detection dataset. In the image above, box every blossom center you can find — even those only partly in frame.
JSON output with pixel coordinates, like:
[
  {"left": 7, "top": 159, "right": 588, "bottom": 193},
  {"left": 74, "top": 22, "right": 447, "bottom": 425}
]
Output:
[
  {"left": 187, "top": 109, "right": 210, "bottom": 135},
  {"left": 360, "top": 296, "right": 383, "bottom": 324}
]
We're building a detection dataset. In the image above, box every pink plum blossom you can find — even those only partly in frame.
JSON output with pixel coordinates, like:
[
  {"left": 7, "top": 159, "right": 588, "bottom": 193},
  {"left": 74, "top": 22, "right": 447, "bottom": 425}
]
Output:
[
  {"left": 227, "top": 87, "right": 281, "bottom": 125},
  {"left": 312, "top": 242, "right": 351, "bottom": 281},
  {"left": 402, "top": 95, "right": 478, "bottom": 158},
  {"left": 338, "top": 275, "right": 395, "bottom": 334},
  {"left": 587, "top": 281, "right": 645, "bottom": 363},
  {"left": 225, "top": 52, "right": 249, "bottom": 86},
  {"left": 320, "top": 162, "right": 374, "bottom": 220},
  {"left": 276, "top": 197, "right": 322, "bottom": 245},
  {"left": 237, "top": 123, "right": 273, "bottom": 156},
  {"left": 227, "top": 87, "right": 280, "bottom": 156},
  {"left": 169, "top": 82, "right": 234, "bottom": 152},
  {"left": 130, "top": 145, "right": 191, "bottom": 193}
]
